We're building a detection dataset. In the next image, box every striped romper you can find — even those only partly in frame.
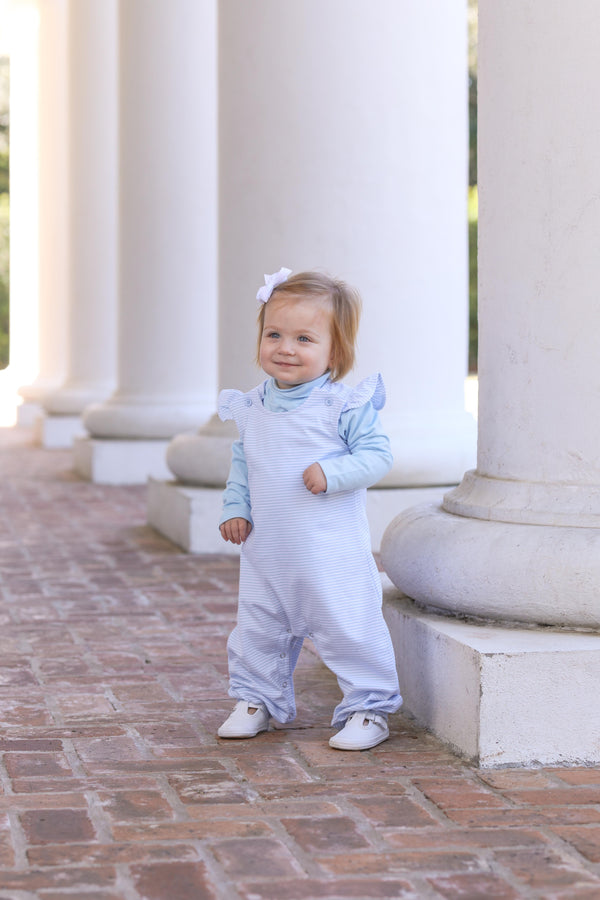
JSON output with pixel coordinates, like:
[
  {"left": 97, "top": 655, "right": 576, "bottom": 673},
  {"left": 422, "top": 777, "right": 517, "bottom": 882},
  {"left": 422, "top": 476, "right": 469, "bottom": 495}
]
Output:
[{"left": 218, "top": 374, "right": 402, "bottom": 727}]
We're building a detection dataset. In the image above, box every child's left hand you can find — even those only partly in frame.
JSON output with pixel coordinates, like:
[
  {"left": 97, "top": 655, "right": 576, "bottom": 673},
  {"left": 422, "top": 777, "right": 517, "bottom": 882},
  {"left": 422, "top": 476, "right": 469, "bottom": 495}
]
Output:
[{"left": 303, "top": 462, "right": 327, "bottom": 494}]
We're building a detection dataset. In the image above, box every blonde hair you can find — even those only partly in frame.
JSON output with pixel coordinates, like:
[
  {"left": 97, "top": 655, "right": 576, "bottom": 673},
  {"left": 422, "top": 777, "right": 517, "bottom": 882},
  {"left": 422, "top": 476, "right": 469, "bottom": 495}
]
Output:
[{"left": 256, "top": 271, "right": 362, "bottom": 381}]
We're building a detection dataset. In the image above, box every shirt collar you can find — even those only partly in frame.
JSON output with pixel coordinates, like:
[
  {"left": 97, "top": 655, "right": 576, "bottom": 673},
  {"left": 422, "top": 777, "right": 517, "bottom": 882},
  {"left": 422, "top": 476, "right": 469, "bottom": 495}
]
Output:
[{"left": 264, "top": 372, "right": 331, "bottom": 411}]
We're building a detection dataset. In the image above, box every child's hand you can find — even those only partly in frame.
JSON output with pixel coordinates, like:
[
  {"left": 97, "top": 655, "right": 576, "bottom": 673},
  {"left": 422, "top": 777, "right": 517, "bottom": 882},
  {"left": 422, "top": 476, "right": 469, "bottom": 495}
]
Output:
[
  {"left": 220, "top": 518, "right": 252, "bottom": 544},
  {"left": 303, "top": 462, "right": 327, "bottom": 494}
]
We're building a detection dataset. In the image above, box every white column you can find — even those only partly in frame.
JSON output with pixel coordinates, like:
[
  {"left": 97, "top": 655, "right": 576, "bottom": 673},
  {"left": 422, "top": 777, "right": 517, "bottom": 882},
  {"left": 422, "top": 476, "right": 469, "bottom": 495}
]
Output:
[
  {"left": 382, "top": 0, "right": 600, "bottom": 765},
  {"left": 38, "top": 0, "right": 117, "bottom": 448},
  {"left": 2, "top": 0, "right": 40, "bottom": 424},
  {"left": 17, "top": 0, "right": 68, "bottom": 420},
  {"left": 76, "top": 0, "right": 217, "bottom": 484},
  {"left": 151, "top": 0, "right": 475, "bottom": 554}
]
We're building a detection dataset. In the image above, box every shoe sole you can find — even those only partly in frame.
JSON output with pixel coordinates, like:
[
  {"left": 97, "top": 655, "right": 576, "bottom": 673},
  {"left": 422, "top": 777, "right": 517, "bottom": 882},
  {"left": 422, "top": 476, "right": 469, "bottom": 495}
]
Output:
[
  {"left": 218, "top": 726, "right": 269, "bottom": 739},
  {"left": 329, "top": 731, "right": 389, "bottom": 751}
]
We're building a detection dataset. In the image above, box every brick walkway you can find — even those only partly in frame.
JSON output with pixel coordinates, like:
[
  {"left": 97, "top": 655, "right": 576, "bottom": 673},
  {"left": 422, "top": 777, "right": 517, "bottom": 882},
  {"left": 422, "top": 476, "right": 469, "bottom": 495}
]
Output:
[{"left": 1, "top": 428, "right": 600, "bottom": 900}]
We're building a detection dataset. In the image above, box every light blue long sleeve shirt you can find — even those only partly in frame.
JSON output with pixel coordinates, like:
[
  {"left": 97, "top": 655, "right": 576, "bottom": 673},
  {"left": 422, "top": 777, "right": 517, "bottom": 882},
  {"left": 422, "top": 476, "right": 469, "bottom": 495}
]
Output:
[{"left": 220, "top": 373, "right": 393, "bottom": 527}]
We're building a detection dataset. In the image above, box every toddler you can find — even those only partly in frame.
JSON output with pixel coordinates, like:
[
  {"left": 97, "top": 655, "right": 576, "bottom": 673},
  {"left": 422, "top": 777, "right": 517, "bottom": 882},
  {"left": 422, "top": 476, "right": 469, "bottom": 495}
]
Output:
[{"left": 217, "top": 268, "right": 402, "bottom": 750}]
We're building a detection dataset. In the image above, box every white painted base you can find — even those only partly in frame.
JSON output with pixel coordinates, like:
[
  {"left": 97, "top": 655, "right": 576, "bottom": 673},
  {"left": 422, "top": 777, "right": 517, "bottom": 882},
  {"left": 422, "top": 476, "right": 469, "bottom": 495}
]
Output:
[
  {"left": 16, "top": 402, "right": 42, "bottom": 428},
  {"left": 147, "top": 479, "right": 238, "bottom": 554},
  {"left": 146, "top": 479, "right": 450, "bottom": 554},
  {"left": 73, "top": 436, "right": 171, "bottom": 485},
  {"left": 34, "top": 413, "right": 85, "bottom": 448},
  {"left": 383, "top": 582, "right": 600, "bottom": 767}
]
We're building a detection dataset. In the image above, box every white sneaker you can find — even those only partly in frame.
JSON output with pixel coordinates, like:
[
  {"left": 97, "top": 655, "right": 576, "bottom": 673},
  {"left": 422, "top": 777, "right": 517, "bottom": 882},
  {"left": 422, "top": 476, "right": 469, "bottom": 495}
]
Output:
[
  {"left": 217, "top": 700, "right": 270, "bottom": 739},
  {"left": 329, "top": 711, "right": 389, "bottom": 750}
]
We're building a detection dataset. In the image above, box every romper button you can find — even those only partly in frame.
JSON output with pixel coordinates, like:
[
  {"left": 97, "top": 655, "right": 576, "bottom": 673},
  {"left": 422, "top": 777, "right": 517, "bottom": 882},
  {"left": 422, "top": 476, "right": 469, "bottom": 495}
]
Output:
[
  {"left": 279, "top": 652, "right": 286, "bottom": 658},
  {"left": 325, "top": 398, "right": 333, "bottom": 406},
  {"left": 283, "top": 681, "right": 288, "bottom": 687},
  {"left": 245, "top": 399, "right": 252, "bottom": 407}
]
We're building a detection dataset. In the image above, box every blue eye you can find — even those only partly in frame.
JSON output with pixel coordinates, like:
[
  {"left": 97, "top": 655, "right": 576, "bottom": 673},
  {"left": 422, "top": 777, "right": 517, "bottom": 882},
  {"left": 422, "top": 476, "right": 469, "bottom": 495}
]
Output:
[
  {"left": 267, "top": 331, "right": 280, "bottom": 339},
  {"left": 298, "top": 335, "right": 310, "bottom": 342}
]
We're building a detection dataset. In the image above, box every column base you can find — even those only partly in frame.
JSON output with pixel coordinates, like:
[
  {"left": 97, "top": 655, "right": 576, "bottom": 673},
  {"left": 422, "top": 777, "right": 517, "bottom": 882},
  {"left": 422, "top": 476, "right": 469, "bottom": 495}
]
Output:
[
  {"left": 34, "top": 413, "right": 86, "bottom": 448},
  {"left": 147, "top": 479, "right": 239, "bottom": 555},
  {"left": 16, "top": 402, "right": 43, "bottom": 428},
  {"left": 382, "top": 502, "right": 600, "bottom": 628},
  {"left": 383, "top": 584, "right": 600, "bottom": 767},
  {"left": 74, "top": 436, "right": 171, "bottom": 485},
  {"left": 146, "top": 480, "right": 450, "bottom": 554}
]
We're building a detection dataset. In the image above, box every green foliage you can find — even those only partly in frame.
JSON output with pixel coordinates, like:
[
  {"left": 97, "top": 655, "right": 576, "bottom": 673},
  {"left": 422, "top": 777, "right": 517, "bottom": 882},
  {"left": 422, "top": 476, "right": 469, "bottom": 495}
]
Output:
[
  {"left": 0, "top": 193, "right": 8, "bottom": 370},
  {"left": 469, "top": 74, "right": 477, "bottom": 188},
  {"left": 468, "top": 187, "right": 478, "bottom": 373}
]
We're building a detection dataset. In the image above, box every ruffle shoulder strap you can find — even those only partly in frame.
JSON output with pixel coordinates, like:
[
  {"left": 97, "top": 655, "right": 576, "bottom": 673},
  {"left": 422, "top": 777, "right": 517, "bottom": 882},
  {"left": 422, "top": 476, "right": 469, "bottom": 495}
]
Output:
[
  {"left": 342, "top": 372, "right": 386, "bottom": 412},
  {"left": 217, "top": 389, "right": 244, "bottom": 423}
]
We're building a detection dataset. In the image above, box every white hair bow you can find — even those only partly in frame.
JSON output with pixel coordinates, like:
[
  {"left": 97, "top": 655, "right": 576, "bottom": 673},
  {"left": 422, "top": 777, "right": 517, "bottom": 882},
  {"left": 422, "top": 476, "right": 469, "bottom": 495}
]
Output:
[{"left": 256, "top": 267, "right": 292, "bottom": 304}]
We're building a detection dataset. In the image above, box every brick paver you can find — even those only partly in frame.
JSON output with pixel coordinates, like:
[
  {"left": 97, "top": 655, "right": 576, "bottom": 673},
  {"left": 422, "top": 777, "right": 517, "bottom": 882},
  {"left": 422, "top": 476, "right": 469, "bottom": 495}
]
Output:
[{"left": 1, "top": 427, "right": 600, "bottom": 899}]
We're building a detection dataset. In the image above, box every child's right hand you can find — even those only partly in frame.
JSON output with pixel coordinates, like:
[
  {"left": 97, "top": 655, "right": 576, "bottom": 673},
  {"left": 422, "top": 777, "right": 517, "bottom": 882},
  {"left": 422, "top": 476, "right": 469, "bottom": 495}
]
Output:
[{"left": 220, "top": 518, "right": 252, "bottom": 545}]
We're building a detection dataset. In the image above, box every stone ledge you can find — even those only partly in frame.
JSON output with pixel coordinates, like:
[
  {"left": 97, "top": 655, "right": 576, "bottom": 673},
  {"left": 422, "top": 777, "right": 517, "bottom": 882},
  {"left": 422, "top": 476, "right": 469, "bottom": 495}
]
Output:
[
  {"left": 74, "top": 436, "right": 171, "bottom": 485},
  {"left": 383, "top": 582, "right": 600, "bottom": 767},
  {"left": 34, "top": 413, "right": 85, "bottom": 449}
]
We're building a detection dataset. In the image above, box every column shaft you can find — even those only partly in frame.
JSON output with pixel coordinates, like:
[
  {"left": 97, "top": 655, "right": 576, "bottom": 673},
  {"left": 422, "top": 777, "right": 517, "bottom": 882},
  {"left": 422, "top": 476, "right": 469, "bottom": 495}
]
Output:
[
  {"left": 166, "top": 0, "right": 474, "bottom": 497},
  {"left": 18, "top": 0, "right": 68, "bottom": 406},
  {"left": 6, "top": 0, "right": 40, "bottom": 399},
  {"left": 380, "top": 1, "right": 600, "bottom": 763},
  {"left": 82, "top": 0, "right": 217, "bottom": 447},
  {"left": 382, "top": 0, "right": 600, "bottom": 628},
  {"left": 43, "top": 0, "right": 117, "bottom": 419}
]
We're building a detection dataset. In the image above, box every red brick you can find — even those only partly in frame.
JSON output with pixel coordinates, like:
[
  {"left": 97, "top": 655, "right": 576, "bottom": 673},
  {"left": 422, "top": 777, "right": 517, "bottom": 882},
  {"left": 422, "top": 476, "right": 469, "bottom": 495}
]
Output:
[
  {"left": 413, "top": 776, "right": 509, "bottom": 811},
  {"left": 477, "top": 769, "right": 559, "bottom": 790},
  {"left": 72, "top": 736, "right": 147, "bottom": 764},
  {"left": 281, "top": 816, "right": 370, "bottom": 853},
  {"left": 20, "top": 808, "right": 96, "bottom": 844},
  {"left": 0, "top": 700, "right": 54, "bottom": 727},
  {"left": 494, "top": 846, "right": 598, "bottom": 890},
  {"left": 9, "top": 777, "right": 88, "bottom": 794},
  {"left": 495, "top": 786, "right": 600, "bottom": 806},
  {"left": 549, "top": 767, "right": 600, "bottom": 786},
  {"left": 428, "top": 873, "right": 521, "bottom": 899},
  {"left": 350, "top": 795, "right": 440, "bottom": 828},
  {"left": 551, "top": 824, "right": 600, "bottom": 862},
  {"left": 0, "top": 793, "right": 88, "bottom": 810},
  {"left": 132, "top": 861, "right": 221, "bottom": 900},
  {"left": 4, "top": 752, "right": 74, "bottom": 779},
  {"left": 28, "top": 840, "right": 199, "bottom": 867},
  {"left": 133, "top": 721, "right": 200, "bottom": 747},
  {"left": 0, "top": 865, "right": 116, "bottom": 891},
  {"left": 445, "top": 806, "right": 600, "bottom": 827},
  {"left": 318, "top": 850, "right": 484, "bottom": 876},
  {"left": 168, "top": 769, "right": 251, "bottom": 805},
  {"left": 0, "top": 739, "right": 63, "bottom": 751},
  {"left": 256, "top": 779, "right": 407, "bottom": 801},
  {"left": 98, "top": 790, "right": 175, "bottom": 822},
  {"left": 0, "top": 666, "right": 37, "bottom": 686},
  {"left": 236, "top": 878, "right": 415, "bottom": 899},
  {"left": 211, "top": 837, "right": 302, "bottom": 878},
  {"left": 112, "top": 819, "right": 273, "bottom": 842},
  {"left": 235, "top": 752, "right": 313, "bottom": 784},
  {"left": 386, "top": 827, "right": 547, "bottom": 850},
  {"left": 255, "top": 799, "right": 342, "bottom": 817}
]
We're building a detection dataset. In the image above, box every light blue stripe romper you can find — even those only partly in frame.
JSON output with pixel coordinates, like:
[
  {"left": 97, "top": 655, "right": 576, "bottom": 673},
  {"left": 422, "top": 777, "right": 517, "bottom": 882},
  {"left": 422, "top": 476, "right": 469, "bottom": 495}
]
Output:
[{"left": 218, "top": 374, "right": 402, "bottom": 727}]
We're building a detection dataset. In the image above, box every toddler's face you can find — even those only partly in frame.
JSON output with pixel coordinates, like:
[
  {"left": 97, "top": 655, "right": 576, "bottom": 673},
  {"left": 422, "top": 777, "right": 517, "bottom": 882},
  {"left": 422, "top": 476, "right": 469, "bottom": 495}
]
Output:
[{"left": 259, "top": 294, "right": 334, "bottom": 389}]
